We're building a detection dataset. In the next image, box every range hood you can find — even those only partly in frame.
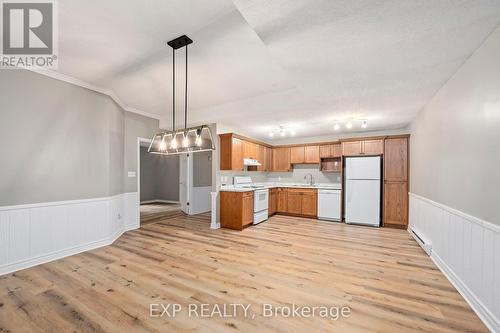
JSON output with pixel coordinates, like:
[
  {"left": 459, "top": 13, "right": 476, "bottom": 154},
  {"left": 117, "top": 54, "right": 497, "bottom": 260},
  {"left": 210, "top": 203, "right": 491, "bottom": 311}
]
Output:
[{"left": 244, "top": 158, "right": 262, "bottom": 166}]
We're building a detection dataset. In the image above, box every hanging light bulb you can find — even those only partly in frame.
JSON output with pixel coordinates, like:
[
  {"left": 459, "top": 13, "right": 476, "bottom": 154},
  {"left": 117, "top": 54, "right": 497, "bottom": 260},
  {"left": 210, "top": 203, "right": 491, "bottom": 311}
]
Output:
[
  {"left": 361, "top": 120, "right": 368, "bottom": 129},
  {"left": 182, "top": 133, "right": 189, "bottom": 148},
  {"left": 171, "top": 134, "right": 178, "bottom": 149},
  {"left": 159, "top": 135, "right": 166, "bottom": 151}
]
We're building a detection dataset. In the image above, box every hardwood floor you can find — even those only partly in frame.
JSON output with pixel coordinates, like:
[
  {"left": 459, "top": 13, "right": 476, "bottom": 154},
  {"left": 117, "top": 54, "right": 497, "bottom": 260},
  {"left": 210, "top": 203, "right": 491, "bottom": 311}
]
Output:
[
  {"left": 0, "top": 213, "right": 488, "bottom": 332},
  {"left": 140, "top": 203, "right": 183, "bottom": 225}
]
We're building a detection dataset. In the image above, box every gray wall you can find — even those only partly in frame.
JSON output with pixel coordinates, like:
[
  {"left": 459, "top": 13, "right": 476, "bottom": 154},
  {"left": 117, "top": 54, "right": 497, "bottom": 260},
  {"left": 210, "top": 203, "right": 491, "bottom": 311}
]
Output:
[
  {"left": 0, "top": 70, "right": 159, "bottom": 206},
  {"left": 410, "top": 26, "right": 500, "bottom": 226},
  {"left": 124, "top": 112, "right": 160, "bottom": 193},
  {"left": 139, "top": 147, "right": 179, "bottom": 202},
  {"left": 193, "top": 151, "right": 212, "bottom": 187}
]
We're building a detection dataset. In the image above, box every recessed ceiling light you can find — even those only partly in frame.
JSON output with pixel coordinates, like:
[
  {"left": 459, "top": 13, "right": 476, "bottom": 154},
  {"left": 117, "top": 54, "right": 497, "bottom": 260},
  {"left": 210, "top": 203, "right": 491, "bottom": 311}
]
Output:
[
  {"left": 333, "top": 123, "right": 340, "bottom": 131},
  {"left": 361, "top": 120, "right": 368, "bottom": 129},
  {"left": 280, "top": 131, "right": 286, "bottom": 137},
  {"left": 290, "top": 130, "right": 296, "bottom": 136},
  {"left": 269, "top": 132, "right": 274, "bottom": 137},
  {"left": 346, "top": 122, "right": 353, "bottom": 129}
]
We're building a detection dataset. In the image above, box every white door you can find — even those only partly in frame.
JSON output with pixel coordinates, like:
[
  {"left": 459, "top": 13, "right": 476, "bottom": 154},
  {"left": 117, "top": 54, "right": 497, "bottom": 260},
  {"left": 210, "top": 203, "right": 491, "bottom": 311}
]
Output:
[
  {"left": 345, "top": 179, "right": 380, "bottom": 226},
  {"left": 179, "top": 154, "right": 191, "bottom": 214},
  {"left": 345, "top": 156, "right": 381, "bottom": 180}
]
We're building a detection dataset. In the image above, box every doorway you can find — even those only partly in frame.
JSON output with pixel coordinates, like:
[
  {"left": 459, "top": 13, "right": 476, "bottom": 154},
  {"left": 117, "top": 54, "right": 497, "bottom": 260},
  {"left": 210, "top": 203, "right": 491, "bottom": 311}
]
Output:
[{"left": 138, "top": 140, "right": 182, "bottom": 225}]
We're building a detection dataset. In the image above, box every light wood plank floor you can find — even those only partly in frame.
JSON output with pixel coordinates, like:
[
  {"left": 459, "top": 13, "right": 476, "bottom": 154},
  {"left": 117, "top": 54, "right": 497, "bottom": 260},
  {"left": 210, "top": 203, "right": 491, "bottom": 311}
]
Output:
[
  {"left": 0, "top": 214, "right": 488, "bottom": 333},
  {"left": 140, "top": 203, "right": 183, "bottom": 225}
]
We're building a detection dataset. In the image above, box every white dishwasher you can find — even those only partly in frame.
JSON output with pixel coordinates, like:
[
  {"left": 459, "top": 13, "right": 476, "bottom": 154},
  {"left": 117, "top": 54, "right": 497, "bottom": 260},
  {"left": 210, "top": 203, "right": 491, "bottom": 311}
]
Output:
[{"left": 318, "top": 189, "right": 341, "bottom": 221}]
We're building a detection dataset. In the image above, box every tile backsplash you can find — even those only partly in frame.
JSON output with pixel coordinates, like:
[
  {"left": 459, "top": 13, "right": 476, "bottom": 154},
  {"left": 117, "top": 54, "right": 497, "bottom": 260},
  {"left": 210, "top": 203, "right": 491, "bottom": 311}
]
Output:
[{"left": 220, "top": 164, "right": 340, "bottom": 185}]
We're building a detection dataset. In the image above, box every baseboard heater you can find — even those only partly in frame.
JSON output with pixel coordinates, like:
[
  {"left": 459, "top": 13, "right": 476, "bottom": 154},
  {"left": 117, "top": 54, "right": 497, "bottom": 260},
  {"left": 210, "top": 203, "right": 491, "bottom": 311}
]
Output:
[{"left": 410, "top": 227, "right": 432, "bottom": 256}]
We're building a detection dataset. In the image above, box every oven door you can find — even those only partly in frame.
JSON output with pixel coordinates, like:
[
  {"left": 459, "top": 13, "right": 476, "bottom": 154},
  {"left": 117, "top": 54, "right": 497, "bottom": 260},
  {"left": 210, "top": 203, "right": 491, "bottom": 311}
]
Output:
[{"left": 253, "top": 189, "right": 269, "bottom": 212}]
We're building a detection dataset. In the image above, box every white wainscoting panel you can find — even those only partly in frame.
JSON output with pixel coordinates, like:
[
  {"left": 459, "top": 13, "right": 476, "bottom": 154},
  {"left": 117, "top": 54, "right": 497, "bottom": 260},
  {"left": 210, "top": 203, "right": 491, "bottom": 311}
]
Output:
[
  {"left": 190, "top": 186, "right": 212, "bottom": 215},
  {"left": 0, "top": 192, "right": 140, "bottom": 276},
  {"left": 409, "top": 193, "right": 500, "bottom": 332}
]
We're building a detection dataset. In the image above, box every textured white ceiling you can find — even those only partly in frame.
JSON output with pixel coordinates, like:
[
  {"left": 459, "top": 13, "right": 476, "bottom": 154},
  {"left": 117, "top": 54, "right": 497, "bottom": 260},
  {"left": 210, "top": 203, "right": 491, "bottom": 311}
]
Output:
[{"left": 54, "top": 0, "right": 500, "bottom": 140}]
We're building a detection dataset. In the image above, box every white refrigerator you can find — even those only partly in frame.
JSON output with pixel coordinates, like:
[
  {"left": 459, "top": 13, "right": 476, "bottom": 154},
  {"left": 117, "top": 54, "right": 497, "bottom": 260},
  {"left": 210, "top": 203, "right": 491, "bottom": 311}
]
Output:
[{"left": 344, "top": 156, "right": 381, "bottom": 227}]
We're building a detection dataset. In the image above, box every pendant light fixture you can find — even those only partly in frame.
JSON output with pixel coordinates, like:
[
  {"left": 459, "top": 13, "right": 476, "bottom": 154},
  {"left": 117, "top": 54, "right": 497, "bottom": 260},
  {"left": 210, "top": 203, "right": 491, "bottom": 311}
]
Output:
[{"left": 148, "top": 35, "right": 215, "bottom": 155}]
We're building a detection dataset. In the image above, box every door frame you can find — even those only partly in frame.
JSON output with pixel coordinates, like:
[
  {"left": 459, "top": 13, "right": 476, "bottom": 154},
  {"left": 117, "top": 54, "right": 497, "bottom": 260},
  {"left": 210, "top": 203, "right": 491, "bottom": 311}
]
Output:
[
  {"left": 179, "top": 153, "right": 193, "bottom": 215},
  {"left": 137, "top": 137, "right": 151, "bottom": 218}
]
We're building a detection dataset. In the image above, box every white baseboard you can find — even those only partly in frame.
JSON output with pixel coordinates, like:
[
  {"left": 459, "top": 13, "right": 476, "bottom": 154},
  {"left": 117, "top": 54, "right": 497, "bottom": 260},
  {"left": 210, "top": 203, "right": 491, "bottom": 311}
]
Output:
[
  {"left": 409, "top": 193, "right": 500, "bottom": 332},
  {"left": 0, "top": 192, "right": 140, "bottom": 276},
  {"left": 140, "top": 199, "right": 179, "bottom": 205}
]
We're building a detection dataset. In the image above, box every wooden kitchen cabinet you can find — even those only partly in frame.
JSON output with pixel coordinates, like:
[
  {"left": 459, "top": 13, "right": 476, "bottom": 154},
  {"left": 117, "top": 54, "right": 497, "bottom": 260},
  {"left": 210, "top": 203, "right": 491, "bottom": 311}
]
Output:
[
  {"left": 384, "top": 182, "right": 408, "bottom": 228},
  {"left": 269, "top": 188, "right": 277, "bottom": 215},
  {"left": 301, "top": 190, "right": 317, "bottom": 216},
  {"left": 304, "top": 146, "right": 320, "bottom": 163},
  {"left": 363, "top": 139, "right": 384, "bottom": 155},
  {"left": 220, "top": 191, "right": 254, "bottom": 230},
  {"left": 272, "top": 147, "right": 291, "bottom": 172},
  {"left": 243, "top": 141, "right": 258, "bottom": 159},
  {"left": 290, "top": 146, "right": 305, "bottom": 164},
  {"left": 256, "top": 144, "right": 266, "bottom": 171},
  {"left": 342, "top": 141, "right": 363, "bottom": 156},
  {"left": 277, "top": 188, "right": 288, "bottom": 212},
  {"left": 286, "top": 190, "right": 303, "bottom": 215},
  {"left": 384, "top": 137, "right": 408, "bottom": 181},
  {"left": 265, "top": 147, "right": 273, "bottom": 171},
  {"left": 342, "top": 139, "right": 384, "bottom": 156},
  {"left": 290, "top": 145, "right": 319, "bottom": 164},
  {"left": 383, "top": 136, "right": 409, "bottom": 228},
  {"left": 320, "top": 144, "right": 341, "bottom": 158},
  {"left": 219, "top": 134, "right": 244, "bottom": 171},
  {"left": 285, "top": 188, "right": 317, "bottom": 217}
]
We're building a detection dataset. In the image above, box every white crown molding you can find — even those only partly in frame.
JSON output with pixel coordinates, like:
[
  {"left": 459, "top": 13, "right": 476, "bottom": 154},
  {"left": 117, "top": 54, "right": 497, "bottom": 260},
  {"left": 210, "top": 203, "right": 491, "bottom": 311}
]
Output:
[{"left": 27, "top": 68, "right": 161, "bottom": 121}]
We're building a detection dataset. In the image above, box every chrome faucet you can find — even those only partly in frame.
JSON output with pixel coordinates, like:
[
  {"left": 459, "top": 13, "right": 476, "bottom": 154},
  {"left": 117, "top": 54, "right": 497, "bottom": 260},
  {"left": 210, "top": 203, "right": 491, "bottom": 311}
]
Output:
[{"left": 304, "top": 173, "right": 314, "bottom": 186}]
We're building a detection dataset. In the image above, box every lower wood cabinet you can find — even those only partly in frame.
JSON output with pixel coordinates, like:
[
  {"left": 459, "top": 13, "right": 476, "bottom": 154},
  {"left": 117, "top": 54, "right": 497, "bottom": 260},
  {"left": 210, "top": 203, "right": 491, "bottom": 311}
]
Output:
[
  {"left": 275, "top": 188, "right": 317, "bottom": 217},
  {"left": 220, "top": 191, "right": 254, "bottom": 230},
  {"left": 277, "top": 188, "right": 288, "bottom": 212},
  {"left": 269, "top": 188, "right": 277, "bottom": 215},
  {"left": 383, "top": 181, "right": 408, "bottom": 228}
]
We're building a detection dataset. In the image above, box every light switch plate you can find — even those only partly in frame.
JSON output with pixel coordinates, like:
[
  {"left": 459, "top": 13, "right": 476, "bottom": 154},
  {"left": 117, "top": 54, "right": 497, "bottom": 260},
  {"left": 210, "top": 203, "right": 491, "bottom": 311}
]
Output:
[{"left": 128, "top": 171, "right": 137, "bottom": 178}]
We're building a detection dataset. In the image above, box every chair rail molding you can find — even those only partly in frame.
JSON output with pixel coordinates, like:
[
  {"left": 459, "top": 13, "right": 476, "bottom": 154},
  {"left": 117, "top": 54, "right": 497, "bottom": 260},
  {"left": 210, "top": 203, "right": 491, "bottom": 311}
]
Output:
[
  {"left": 0, "top": 192, "right": 139, "bottom": 276},
  {"left": 409, "top": 192, "right": 500, "bottom": 332}
]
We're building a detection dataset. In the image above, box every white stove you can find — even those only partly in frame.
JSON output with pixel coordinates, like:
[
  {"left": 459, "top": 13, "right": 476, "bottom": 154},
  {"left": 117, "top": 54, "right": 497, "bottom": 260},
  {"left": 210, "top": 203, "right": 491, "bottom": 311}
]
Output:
[{"left": 233, "top": 176, "right": 269, "bottom": 225}]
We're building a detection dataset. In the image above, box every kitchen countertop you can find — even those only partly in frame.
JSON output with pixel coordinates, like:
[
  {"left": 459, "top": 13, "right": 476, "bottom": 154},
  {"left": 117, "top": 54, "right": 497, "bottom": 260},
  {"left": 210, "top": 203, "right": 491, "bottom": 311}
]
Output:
[{"left": 219, "top": 182, "right": 342, "bottom": 192}]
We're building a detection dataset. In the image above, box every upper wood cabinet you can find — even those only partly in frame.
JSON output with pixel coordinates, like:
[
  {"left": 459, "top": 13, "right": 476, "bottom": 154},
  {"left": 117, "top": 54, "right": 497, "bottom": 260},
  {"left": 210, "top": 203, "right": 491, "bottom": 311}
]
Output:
[
  {"left": 272, "top": 147, "right": 291, "bottom": 172},
  {"left": 265, "top": 147, "right": 273, "bottom": 171},
  {"left": 342, "top": 139, "right": 384, "bottom": 156},
  {"left": 290, "top": 146, "right": 305, "bottom": 164},
  {"left": 363, "top": 139, "right": 384, "bottom": 155},
  {"left": 305, "top": 146, "right": 320, "bottom": 163},
  {"left": 219, "top": 133, "right": 270, "bottom": 171},
  {"left": 320, "top": 144, "right": 341, "bottom": 158},
  {"left": 289, "top": 146, "right": 319, "bottom": 164},
  {"left": 220, "top": 134, "right": 244, "bottom": 171},
  {"left": 243, "top": 141, "right": 258, "bottom": 159},
  {"left": 342, "top": 141, "right": 363, "bottom": 156},
  {"left": 384, "top": 137, "right": 408, "bottom": 182},
  {"left": 256, "top": 144, "right": 266, "bottom": 171}
]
